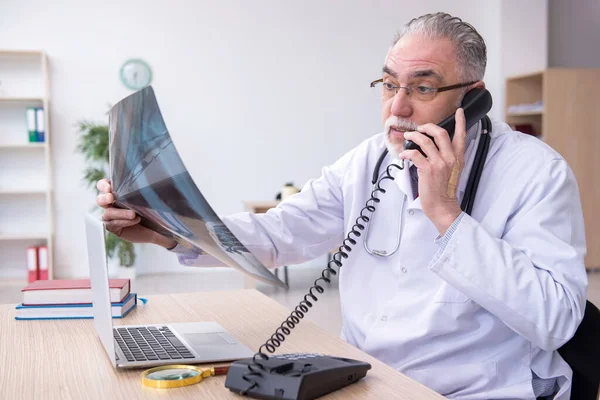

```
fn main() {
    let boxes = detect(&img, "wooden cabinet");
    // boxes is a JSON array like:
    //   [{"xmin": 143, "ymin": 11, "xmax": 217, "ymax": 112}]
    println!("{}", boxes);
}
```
[{"xmin": 506, "ymin": 68, "xmax": 600, "ymax": 269}]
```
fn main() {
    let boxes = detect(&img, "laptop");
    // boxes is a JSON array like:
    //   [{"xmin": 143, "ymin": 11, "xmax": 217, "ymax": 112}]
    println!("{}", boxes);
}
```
[{"xmin": 85, "ymin": 213, "xmax": 254, "ymax": 368}]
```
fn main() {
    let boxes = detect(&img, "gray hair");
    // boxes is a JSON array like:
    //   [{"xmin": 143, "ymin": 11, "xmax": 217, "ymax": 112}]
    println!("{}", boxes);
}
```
[{"xmin": 390, "ymin": 12, "xmax": 487, "ymax": 82}]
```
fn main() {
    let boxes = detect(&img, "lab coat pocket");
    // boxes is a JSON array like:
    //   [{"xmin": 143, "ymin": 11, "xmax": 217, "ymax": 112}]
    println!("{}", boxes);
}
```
[
  {"xmin": 405, "ymin": 361, "xmax": 497, "ymax": 397},
  {"xmin": 432, "ymin": 282, "xmax": 470, "ymax": 303}
]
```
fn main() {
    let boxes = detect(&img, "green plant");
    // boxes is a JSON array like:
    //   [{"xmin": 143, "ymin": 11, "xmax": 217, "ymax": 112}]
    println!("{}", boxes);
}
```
[{"xmin": 76, "ymin": 120, "xmax": 136, "ymax": 267}]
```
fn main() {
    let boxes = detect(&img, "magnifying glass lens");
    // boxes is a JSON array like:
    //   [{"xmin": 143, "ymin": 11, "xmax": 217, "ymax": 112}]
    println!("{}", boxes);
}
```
[{"xmin": 146, "ymin": 368, "xmax": 200, "ymax": 381}]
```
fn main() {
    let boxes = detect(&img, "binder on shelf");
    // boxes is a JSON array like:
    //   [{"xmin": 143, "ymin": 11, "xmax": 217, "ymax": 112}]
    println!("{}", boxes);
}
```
[
  {"xmin": 38, "ymin": 246, "xmax": 49, "ymax": 280},
  {"xmin": 35, "ymin": 107, "xmax": 45, "ymax": 142},
  {"xmin": 26, "ymin": 107, "xmax": 37, "ymax": 142},
  {"xmin": 27, "ymin": 247, "xmax": 39, "ymax": 283}
]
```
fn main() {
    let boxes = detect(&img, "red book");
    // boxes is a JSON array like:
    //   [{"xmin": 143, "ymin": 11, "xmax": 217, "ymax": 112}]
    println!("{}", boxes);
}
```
[
  {"xmin": 38, "ymin": 246, "xmax": 49, "ymax": 280},
  {"xmin": 27, "ymin": 247, "xmax": 39, "ymax": 283},
  {"xmin": 22, "ymin": 279, "xmax": 130, "ymax": 306}
]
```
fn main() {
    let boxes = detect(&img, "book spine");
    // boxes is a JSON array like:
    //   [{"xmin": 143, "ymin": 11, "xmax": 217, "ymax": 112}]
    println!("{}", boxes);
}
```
[
  {"xmin": 15, "ymin": 294, "xmax": 137, "ymax": 320},
  {"xmin": 35, "ymin": 108, "xmax": 45, "ymax": 142},
  {"xmin": 38, "ymin": 246, "xmax": 49, "ymax": 280},
  {"xmin": 26, "ymin": 107, "xmax": 37, "ymax": 142},
  {"xmin": 27, "ymin": 247, "xmax": 39, "ymax": 283}
]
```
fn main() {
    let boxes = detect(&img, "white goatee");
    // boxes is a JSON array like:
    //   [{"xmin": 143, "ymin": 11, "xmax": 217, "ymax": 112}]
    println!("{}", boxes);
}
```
[{"xmin": 383, "ymin": 116, "xmax": 419, "ymax": 159}]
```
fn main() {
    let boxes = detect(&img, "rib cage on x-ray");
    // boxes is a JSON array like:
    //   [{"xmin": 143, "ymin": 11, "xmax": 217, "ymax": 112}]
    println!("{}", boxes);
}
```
[{"xmin": 107, "ymin": 86, "xmax": 286, "ymax": 288}]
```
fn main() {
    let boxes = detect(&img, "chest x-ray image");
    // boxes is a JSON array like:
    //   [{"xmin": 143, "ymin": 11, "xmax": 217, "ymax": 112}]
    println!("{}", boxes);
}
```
[{"xmin": 108, "ymin": 86, "xmax": 286, "ymax": 288}]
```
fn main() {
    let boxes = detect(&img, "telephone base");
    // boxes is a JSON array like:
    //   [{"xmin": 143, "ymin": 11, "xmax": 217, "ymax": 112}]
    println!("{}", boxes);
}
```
[{"xmin": 225, "ymin": 353, "xmax": 371, "ymax": 400}]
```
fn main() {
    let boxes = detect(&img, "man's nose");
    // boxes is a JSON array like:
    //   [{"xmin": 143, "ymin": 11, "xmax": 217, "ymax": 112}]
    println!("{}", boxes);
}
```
[{"xmin": 390, "ymin": 89, "xmax": 412, "ymax": 118}]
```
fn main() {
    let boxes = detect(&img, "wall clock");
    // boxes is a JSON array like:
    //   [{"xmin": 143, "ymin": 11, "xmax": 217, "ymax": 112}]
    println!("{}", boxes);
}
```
[{"xmin": 120, "ymin": 58, "xmax": 152, "ymax": 90}]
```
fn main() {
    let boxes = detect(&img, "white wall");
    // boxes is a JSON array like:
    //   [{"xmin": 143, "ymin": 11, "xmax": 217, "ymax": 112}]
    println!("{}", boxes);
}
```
[
  {"xmin": 0, "ymin": 0, "xmax": 530, "ymax": 279},
  {"xmin": 548, "ymin": 0, "xmax": 600, "ymax": 68},
  {"xmin": 499, "ymin": 0, "xmax": 548, "ymax": 116}
]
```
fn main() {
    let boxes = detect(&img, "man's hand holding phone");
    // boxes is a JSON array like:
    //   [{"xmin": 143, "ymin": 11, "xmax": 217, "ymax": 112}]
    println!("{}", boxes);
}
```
[
  {"xmin": 399, "ymin": 108, "xmax": 466, "ymax": 236},
  {"xmin": 96, "ymin": 179, "xmax": 177, "ymax": 249}
]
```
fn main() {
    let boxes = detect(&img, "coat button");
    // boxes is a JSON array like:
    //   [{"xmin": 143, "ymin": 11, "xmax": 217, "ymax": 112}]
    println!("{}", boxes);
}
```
[
  {"xmin": 380, "ymin": 316, "xmax": 387, "ymax": 322},
  {"xmin": 408, "ymin": 210, "xmax": 415, "ymax": 216},
  {"xmin": 401, "ymin": 267, "xmax": 407, "ymax": 273}
]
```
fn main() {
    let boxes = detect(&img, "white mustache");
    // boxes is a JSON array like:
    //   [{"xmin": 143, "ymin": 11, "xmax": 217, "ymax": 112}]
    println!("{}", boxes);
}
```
[{"xmin": 384, "ymin": 116, "xmax": 418, "ymax": 134}]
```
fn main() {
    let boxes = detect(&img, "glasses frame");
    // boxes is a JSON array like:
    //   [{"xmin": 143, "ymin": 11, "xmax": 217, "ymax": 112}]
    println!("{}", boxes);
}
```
[{"xmin": 369, "ymin": 78, "xmax": 478, "ymax": 100}]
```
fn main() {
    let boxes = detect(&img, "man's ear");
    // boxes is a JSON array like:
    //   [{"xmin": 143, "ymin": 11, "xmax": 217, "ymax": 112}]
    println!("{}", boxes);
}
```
[{"xmin": 472, "ymin": 80, "xmax": 486, "ymax": 90}]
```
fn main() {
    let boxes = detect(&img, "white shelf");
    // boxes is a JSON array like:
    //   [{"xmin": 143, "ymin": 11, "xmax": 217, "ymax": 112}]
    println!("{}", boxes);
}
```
[
  {"xmin": 0, "ymin": 278, "xmax": 28, "ymax": 287},
  {"xmin": 0, "ymin": 234, "xmax": 48, "ymax": 241},
  {"xmin": 507, "ymin": 110, "xmax": 544, "ymax": 117},
  {"xmin": 0, "ymin": 189, "xmax": 47, "ymax": 195},
  {"xmin": 0, "ymin": 97, "xmax": 44, "ymax": 103},
  {"xmin": 0, "ymin": 143, "xmax": 47, "ymax": 149},
  {"xmin": 0, "ymin": 50, "xmax": 43, "ymax": 56},
  {"xmin": 0, "ymin": 49, "xmax": 53, "ymax": 279},
  {"xmin": 506, "ymin": 70, "xmax": 544, "ymax": 81}
]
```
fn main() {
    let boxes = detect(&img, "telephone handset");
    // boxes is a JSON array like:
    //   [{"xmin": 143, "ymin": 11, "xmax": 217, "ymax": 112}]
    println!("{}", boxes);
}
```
[
  {"xmin": 404, "ymin": 87, "xmax": 493, "ymax": 157},
  {"xmin": 225, "ymin": 88, "xmax": 493, "ymax": 400}
]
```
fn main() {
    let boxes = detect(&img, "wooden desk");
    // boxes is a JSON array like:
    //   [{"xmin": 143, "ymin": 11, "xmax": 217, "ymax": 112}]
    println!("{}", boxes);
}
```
[{"xmin": 0, "ymin": 290, "xmax": 444, "ymax": 399}]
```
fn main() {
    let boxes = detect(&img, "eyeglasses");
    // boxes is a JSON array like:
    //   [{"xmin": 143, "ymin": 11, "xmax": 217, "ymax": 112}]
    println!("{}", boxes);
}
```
[{"xmin": 370, "ymin": 79, "xmax": 477, "ymax": 102}]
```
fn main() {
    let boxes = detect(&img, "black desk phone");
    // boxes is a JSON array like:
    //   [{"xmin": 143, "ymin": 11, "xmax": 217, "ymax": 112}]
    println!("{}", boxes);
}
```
[
  {"xmin": 225, "ymin": 353, "xmax": 371, "ymax": 400},
  {"xmin": 225, "ymin": 87, "xmax": 493, "ymax": 399}
]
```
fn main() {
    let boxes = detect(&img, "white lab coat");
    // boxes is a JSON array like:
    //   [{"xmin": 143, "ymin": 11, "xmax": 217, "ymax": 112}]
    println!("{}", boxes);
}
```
[{"xmin": 176, "ymin": 119, "xmax": 587, "ymax": 399}]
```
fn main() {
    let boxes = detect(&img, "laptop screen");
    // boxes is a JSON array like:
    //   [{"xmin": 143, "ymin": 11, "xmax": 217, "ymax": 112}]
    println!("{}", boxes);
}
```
[{"xmin": 85, "ymin": 213, "xmax": 117, "ymax": 367}]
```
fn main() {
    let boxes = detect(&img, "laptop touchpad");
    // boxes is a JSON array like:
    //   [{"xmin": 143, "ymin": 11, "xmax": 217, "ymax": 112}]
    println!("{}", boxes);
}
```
[{"xmin": 184, "ymin": 333, "xmax": 229, "ymax": 346}]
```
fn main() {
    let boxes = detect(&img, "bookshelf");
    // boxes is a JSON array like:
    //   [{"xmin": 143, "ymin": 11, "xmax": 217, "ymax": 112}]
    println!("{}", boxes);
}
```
[
  {"xmin": 0, "ymin": 50, "xmax": 54, "ymax": 281},
  {"xmin": 505, "ymin": 68, "xmax": 600, "ymax": 269}
]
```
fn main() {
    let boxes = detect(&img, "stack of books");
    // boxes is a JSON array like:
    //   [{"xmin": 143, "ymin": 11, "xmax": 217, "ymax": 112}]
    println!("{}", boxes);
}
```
[{"xmin": 15, "ymin": 279, "xmax": 137, "ymax": 320}]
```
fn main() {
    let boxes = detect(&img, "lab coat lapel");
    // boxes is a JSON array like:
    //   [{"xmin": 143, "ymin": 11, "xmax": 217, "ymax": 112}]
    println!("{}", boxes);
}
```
[
  {"xmin": 391, "ymin": 158, "xmax": 416, "ymax": 202},
  {"xmin": 396, "ymin": 160, "xmax": 421, "ymax": 209}
]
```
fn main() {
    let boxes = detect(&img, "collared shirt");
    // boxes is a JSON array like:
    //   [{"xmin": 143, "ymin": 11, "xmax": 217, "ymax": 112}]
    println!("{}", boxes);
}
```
[{"xmin": 172, "ymin": 119, "xmax": 587, "ymax": 399}]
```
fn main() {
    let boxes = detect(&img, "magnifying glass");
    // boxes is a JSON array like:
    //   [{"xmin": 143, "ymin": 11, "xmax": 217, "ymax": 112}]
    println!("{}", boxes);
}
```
[{"xmin": 141, "ymin": 365, "xmax": 230, "ymax": 389}]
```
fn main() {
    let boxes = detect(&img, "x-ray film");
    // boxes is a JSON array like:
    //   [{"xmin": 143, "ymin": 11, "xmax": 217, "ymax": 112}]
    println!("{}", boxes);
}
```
[{"xmin": 108, "ymin": 86, "xmax": 286, "ymax": 288}]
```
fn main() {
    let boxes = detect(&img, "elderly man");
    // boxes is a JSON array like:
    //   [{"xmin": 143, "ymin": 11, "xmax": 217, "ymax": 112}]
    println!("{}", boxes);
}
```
[{"xmin": 97, "ymin": 12, "xmax": 587, "ymax": 400}]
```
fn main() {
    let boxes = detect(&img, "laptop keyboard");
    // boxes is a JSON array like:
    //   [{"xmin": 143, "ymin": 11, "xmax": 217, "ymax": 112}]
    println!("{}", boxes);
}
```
[{"xmin": 113, "ymin": 326, "xmax": 195, "ymax": 362}]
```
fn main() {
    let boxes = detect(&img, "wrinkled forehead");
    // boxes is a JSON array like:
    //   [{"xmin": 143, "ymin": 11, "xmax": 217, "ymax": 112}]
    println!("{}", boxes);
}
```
[{"xmin": 383, "ymin": 35, "xmax": 459, "ymax": 83}]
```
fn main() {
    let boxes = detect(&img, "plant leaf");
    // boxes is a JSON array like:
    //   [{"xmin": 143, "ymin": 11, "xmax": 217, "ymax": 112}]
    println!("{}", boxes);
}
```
[
  {"xmin": 83, "ymin": 167, "xmax": 107, "ymax": 190},
  {"xmin": 117, "ymin": 240, "xmax": 135, "ymax": 267},
  {"xmin": 77, "ymin": 121, "xmax": 110, "ymax": 162},
  {"xmin": 105, "ymin": 231, "xmax": 118, "ymax": 259}
]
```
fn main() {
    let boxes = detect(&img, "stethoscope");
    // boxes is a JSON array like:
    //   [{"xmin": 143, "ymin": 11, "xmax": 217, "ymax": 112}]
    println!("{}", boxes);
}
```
[{"xmin": 363, "ymin": 116, "xmax": 492, "ymax": 257}]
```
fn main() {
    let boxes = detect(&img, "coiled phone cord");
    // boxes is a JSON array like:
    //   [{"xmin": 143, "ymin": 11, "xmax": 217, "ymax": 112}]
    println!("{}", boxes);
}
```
[
  {"xmin": 239, "ymin": 160, "xmax": 406, "ymax": 395},
  {"xmin": 240, "ymin": 116, "xmax": 491, "ymax": 395}
]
